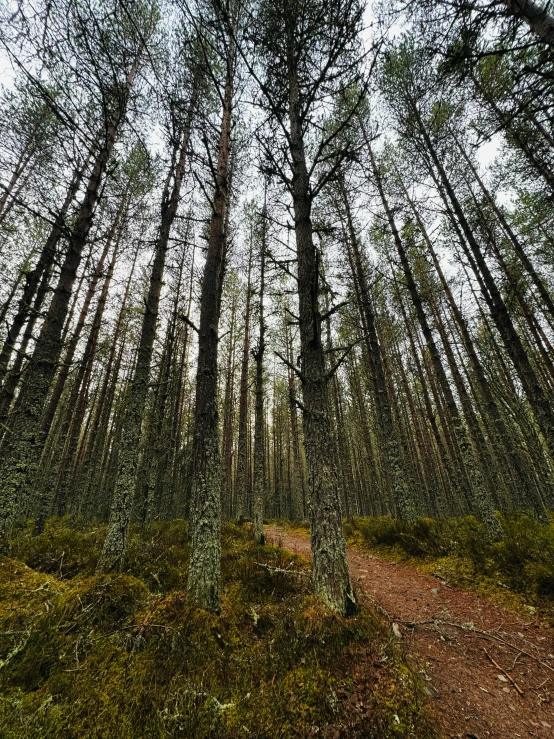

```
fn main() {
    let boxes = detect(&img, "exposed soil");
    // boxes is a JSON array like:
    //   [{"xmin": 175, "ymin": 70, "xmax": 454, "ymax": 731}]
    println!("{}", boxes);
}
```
[{"xmin": 265, "ymin": 525, "xmax": 554, "ymax": 739}]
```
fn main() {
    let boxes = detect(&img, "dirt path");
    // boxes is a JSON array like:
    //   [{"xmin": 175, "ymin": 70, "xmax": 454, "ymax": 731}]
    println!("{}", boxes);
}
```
[{"xmin": 265, "ymin": 525, "xmax": 554, "ymax": 739}]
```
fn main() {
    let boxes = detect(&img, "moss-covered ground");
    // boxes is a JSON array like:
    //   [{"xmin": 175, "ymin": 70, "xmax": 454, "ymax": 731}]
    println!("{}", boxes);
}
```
[
  {"xmin": 0, "ymin": 518, "xmax": 438, "ymax": 738},
  {"xmin": 338, "ymin": 513, "xmax": 554, "ymax": 624}
]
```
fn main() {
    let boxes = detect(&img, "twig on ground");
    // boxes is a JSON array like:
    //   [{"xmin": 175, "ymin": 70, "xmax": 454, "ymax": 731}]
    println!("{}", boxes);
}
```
[
  {"xmin": 403, "ymin": 619, "xmax": 554, "ymax": 675},
  {"xmin": 484, "ymin": 647, "xmax": 524, "ymax": 696},
  {"xmin": 533, "ymin": 677, "xmax": 550, "ymax": 691},
  {"xmin": 254, "ymin": 562, "xmax": 310, "ymax": 578},
  {"xmin": 510, "ymin": 651, "xmax": 524, "ymax": 671}
]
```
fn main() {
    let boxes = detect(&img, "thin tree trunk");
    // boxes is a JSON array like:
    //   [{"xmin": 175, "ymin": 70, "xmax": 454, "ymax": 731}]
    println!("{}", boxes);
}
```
[
  {"xmin": 368, "ymin": 143, "xmax": 503, "ymax": 537},
  {"xmin": 220, "ymin": 294, "xmax": 237, "ymax": 519},
  {"xmin": 40, "ymin": 217, "xmax": 124, "ymax": 528},
  {"xmin": 418, "ymin": 114, "xmax": 554, "ymax": 461},
  {"xmin": 0, "ymin": 160, "xmax": 86, "ymax": 384},
  {"xmin": 457, "ymin": 140, "xmax": 554, "ymax": 325},
  {"xmin": 235, "ymin": 236, "xmax": 253, "ymax": 522},
  {"xmin": 0, "ymin": 259, "xmax": 53, "ymax": 428},
  {"xmin": 339, "ymin": 178, "xmax": 414, "ymax": 521},
  {"xmin": 252, "ymin": 207, "xmax": 266, "ymax": 544},
  {"xmin": 41, "ymin": 195, "xmax": 126, "ymax": 442},
  {"xmin": 399, "ymin": 181, "xmax": 547, "ymax": 518}
]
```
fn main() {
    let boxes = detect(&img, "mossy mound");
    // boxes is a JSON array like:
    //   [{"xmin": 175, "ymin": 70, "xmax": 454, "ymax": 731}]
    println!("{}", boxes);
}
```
[
  {"xmin": 346, "ymin": 512, "xmax": 554, "ymax": 621},
  {"xmin": 0, "ymin": 518, "xmax": 439, "ymax": 738}
]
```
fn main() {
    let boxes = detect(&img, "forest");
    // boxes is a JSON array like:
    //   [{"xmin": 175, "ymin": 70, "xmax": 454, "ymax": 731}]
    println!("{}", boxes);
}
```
[{"xmin": 1, "ymin": 0, "xmax": 554, "ymax": 735}]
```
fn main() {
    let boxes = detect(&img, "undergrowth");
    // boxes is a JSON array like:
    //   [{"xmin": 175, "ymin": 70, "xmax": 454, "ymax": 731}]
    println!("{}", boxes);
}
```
[
  {"xmin": 0, "ymin": 518, "xmax": 438, "ymax": 738},
  {"xmin": 344, "ymin": 513, "xmax": 554, "ymax": 622}
]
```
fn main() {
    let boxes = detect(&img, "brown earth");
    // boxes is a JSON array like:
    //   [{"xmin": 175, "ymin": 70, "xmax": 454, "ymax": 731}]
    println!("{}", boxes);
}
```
[{"xmin": 265, "ymin": 524, "xmax": 554, "ymax": 739}]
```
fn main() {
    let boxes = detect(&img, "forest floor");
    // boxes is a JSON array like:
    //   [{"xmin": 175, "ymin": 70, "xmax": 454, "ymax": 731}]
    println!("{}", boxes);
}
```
[
  {"xmin": 0, "ymin": 519, "xmax": 440, "ymax": 738},
  {"xmin": 265, "ymin": 524, "xmax": 554, "ymax": 739}
]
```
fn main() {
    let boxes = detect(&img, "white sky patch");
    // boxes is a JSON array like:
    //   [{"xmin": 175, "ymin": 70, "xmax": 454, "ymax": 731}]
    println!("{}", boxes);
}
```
[
  {"xmin": 477, "ymin": 133, "xmax": 501, "ymax": 167},
  {"xmin": 0, "ymin": 52, "xmax": 15, "ymax": 90}
]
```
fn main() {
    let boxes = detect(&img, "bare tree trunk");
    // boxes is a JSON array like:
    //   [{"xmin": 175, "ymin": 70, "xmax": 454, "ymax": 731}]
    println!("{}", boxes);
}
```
[
  {"xmin": 369, "ymin": 144, "xmax": 503, "ymax": 537},
  {"xmin": 252, "ymin": 207, "xmax": 266, "ymax": 543},
  {"xmin": 0, "ymin": 258, "xmax": 53, "ymax": 428},
  {"xmin": 399, "ymin": 181, "xmax": 547, "ymax": 516},
  {"xmin": 0, "ymin": 160, "xmax": 86, "ymax": 384},
  {"xmin": 41, "ymin": 194, "xmax": 126, "ymax": 442},
  {"xmin": 75, "ymin": 245, "xmax": 139, "ymax": 518},
  {"xmin": 419, "ymin": 115, "xmax": 554, "ymax": 461},
  {"xmin": 457, "ymin": 140, "xmax": 554, "ymax": 326},
  {"xmin": 339, "ymin": 177, "xmax": 414, "ymax": 521},
  {"xmin": 220, "ymin": 294, "xmax": 237, "ymax": 518},
  {"xmin": 235, "ymin": 236, "xmax": 253, "ymax": 522},
  {"xmin": 187, "ymin": 48, "xmax": 234, "ymax": 611},
  {"xmin": 285, "ymin": 30, "xmax": 354, "ymax": 615},
  {"xmin": 286, "ymin": 323, "xmax": 307, "ymax": 518},
  {"xmin": 40, "ymin": 216, "xmax": 124, "ymax": 528},
  {"xmin": 503, "ymin": 0, "xmax": 554, "ymax": 46}
]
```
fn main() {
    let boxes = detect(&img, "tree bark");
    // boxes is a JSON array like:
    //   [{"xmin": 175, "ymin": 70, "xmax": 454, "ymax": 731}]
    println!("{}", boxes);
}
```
[
  {"xmin": 252, "ymin": 207, "xmax": 266, "ymax": 544},
  {"xmin": 186, "ymin": 48, "xmax": 234, "ymax": 611},
  {"xmin": 285, "ymin": 18, "xmax": 355, "ymax": 615},
  {"xmin": 503, "ymin": 0, "xmax": 554, "ymax": 46}
]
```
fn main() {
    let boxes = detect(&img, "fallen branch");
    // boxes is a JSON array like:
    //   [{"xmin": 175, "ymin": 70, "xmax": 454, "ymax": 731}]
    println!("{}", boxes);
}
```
[
  {"xmin": 484, "ymin": 647, "xmax": 524, "ymax": 696},
  {"xmin": 255, "ymin": 562, "xmax": 310, "ymax": 578}
]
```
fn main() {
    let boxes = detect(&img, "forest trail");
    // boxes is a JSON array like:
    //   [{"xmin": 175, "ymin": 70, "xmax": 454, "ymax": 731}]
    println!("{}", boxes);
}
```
[{"xmin": 265, "ymin": 525, "xmax": 554, "ymax": 739}]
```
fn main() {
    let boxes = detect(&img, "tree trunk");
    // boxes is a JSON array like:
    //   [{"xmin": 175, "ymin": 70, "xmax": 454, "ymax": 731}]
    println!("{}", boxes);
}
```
[
  {"xmin": 399, "ymin": 180, "xmax": 548, "ymax": 518},
  {"xmin": 285, "ymin": 32, "xmax": 354, "ymax": 615},
  {"xmin": 418, "ymin": 112, "xmax": 554, "ymax": 462},
  {"xmin": 503, "ymin": 0, "xmax": 554, "ymax": 46},
  {"xmin": 369, "ymin": 144, "xmax": 503, "ymax": 537},
  {"xmin": 186, "ymin": 50, "xmax": 234, "ymax": 611},
  {"xmin": 41, "ymin": 194, "xmax": 126, "ymax": 442},
  {"xmin": 0, "ymin": 160, "xmax": 86, "ymax": 384},
  {"xmin": 235, "ymin": 237, "xmax": 253, "ymax": 522},
  {"xmin": 252, "ymin": 208, "xmax": 266, "ymax": 544},
  {"xmin": 339, "ymin": 177, "xmax": 415, "ymax": 522}
]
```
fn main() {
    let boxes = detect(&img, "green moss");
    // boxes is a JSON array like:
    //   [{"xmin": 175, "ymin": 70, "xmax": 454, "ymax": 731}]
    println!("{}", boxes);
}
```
[
  {"xmin": 0, "ymin": 518, "xmax": 439, "ymax": 738},
  {"xmin": 5, "ymin": 516, "xmax": 105, "ymax": 577}
]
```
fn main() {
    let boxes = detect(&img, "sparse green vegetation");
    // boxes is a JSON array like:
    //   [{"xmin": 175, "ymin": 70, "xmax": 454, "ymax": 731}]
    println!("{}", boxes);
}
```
[{"xmin": 0, "ymin": 519, "xmax": 438, "ymax": 738}]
